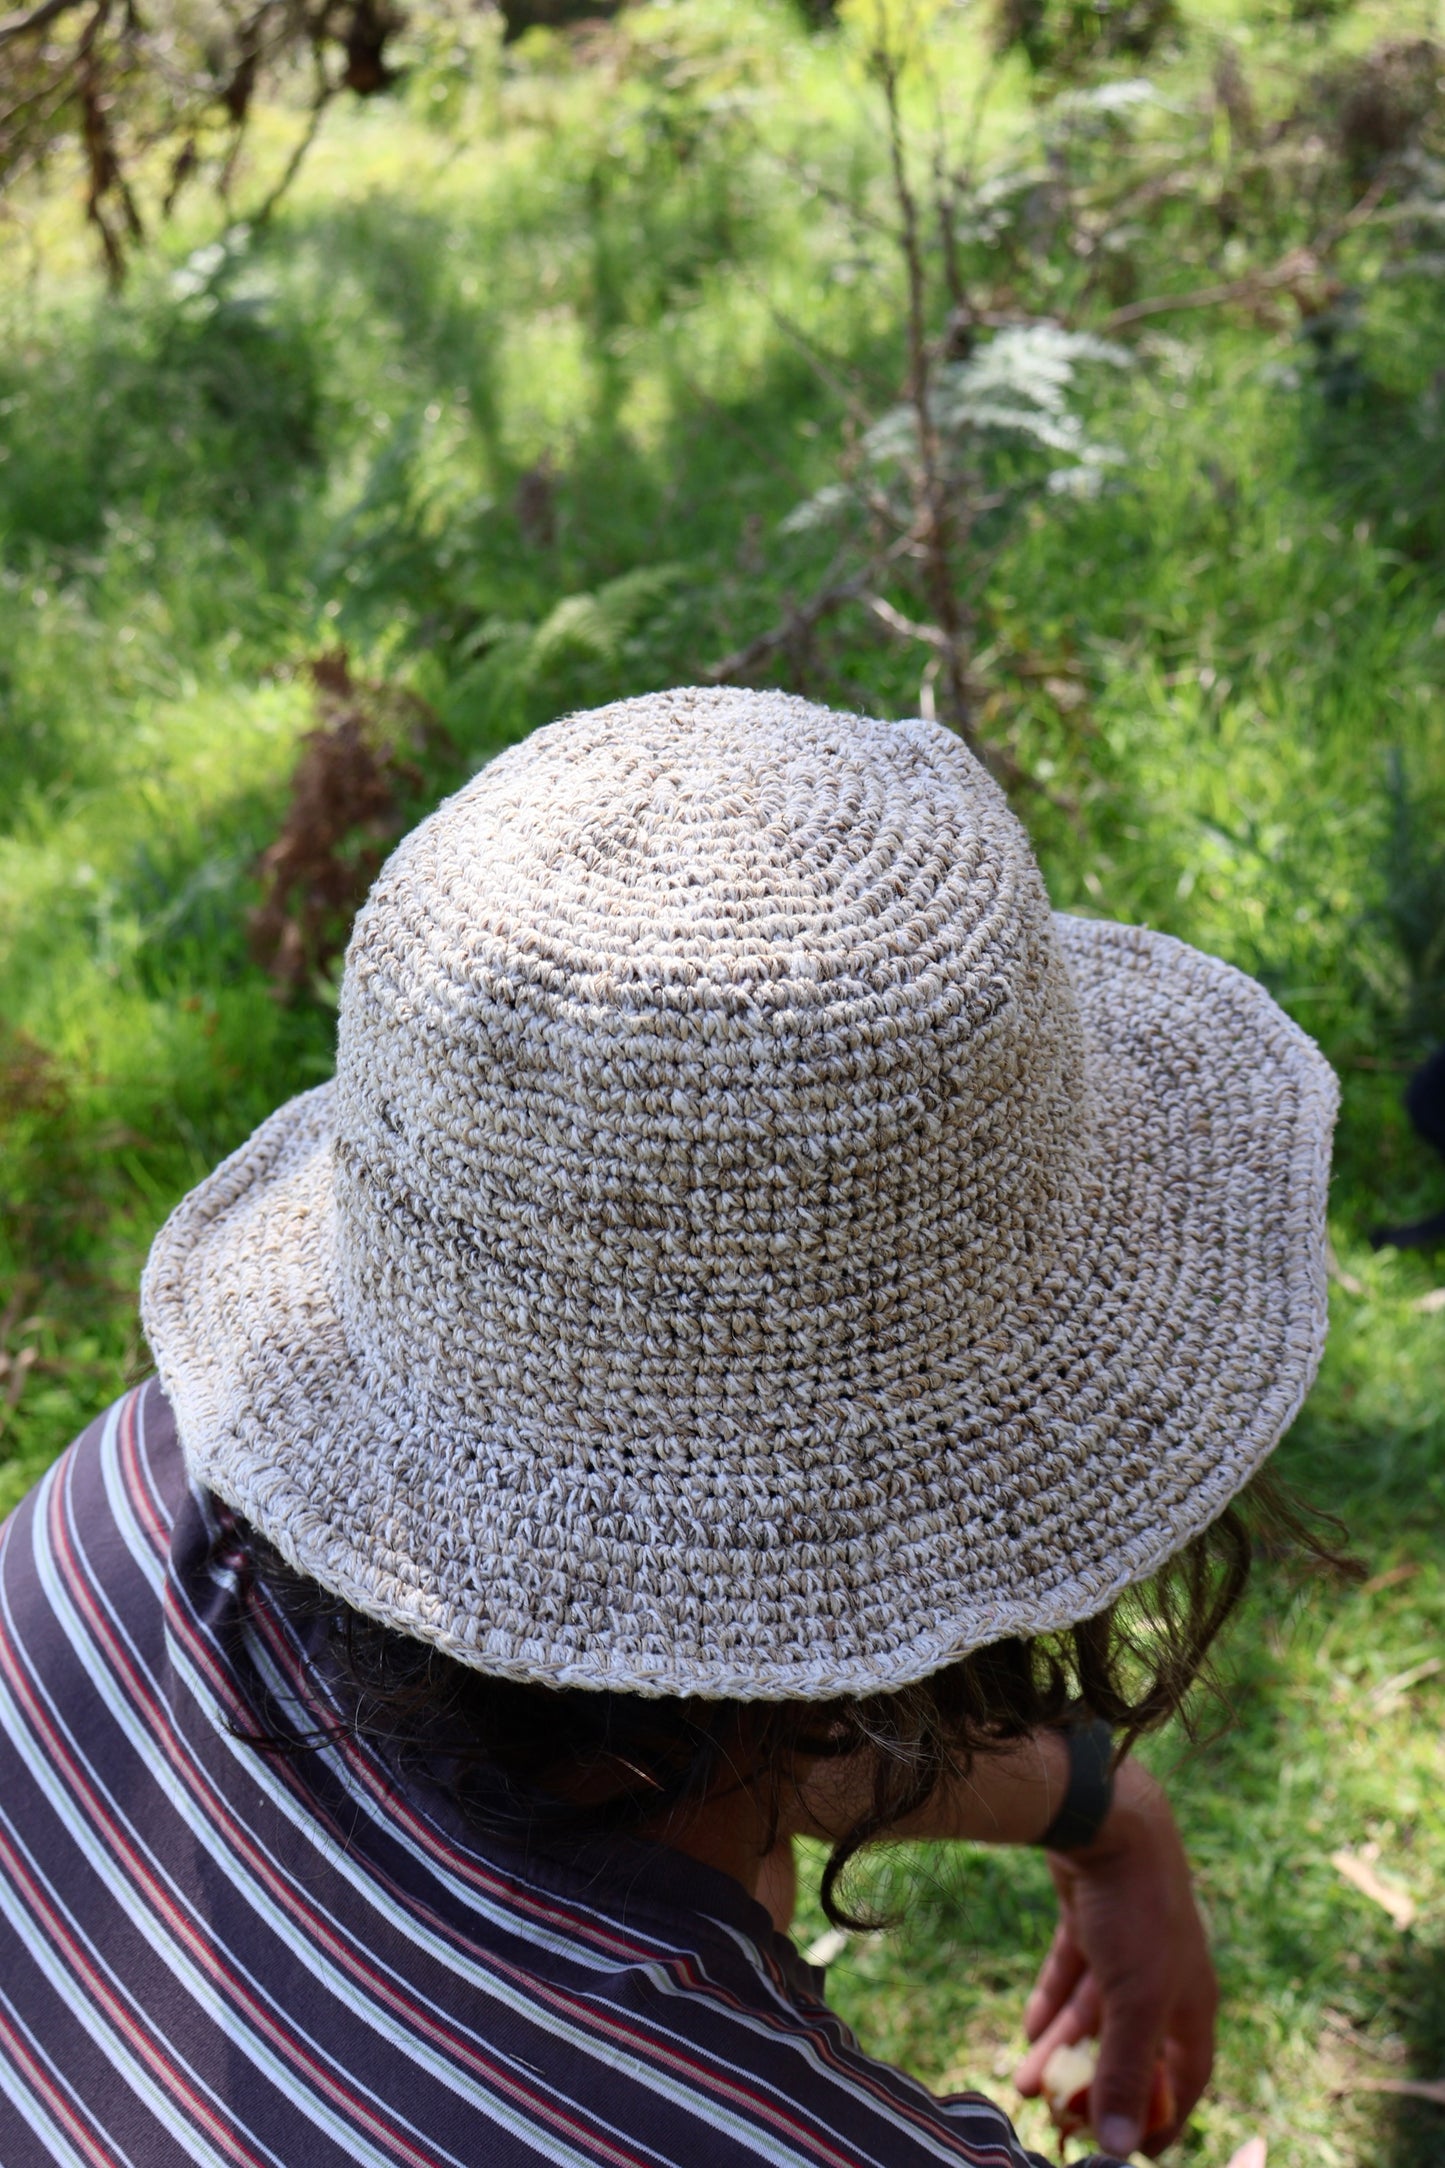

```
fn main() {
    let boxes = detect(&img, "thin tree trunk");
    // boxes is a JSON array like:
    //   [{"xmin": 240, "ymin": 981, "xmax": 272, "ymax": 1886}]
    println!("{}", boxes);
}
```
[{"xmin": 877, "ymin": 49, "xmax": 977, "ymax": 751}]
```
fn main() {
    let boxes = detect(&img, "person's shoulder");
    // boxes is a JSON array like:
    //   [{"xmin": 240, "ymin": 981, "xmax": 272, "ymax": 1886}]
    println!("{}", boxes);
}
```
[
  {"xmin": 0, "ymin": 1380, "xmax": 196, "ymax": 1797},
  {"xmin": 704, "ymin": 1952, "xmax": 1066, "ymax": 2168},
  {"xmin": 842, "ymin": 2071, "xmax": 1063, "ymax": 2168},
  {"xmin": 0, "ymin": 1376, "xmax": 187, "ymax": 1582}
]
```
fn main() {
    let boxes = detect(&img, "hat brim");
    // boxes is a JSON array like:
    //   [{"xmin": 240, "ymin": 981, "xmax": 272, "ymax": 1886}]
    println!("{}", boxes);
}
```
[{"xmin": 141, "ymin": 914, "xmax": 1336, "ymax": 1700}]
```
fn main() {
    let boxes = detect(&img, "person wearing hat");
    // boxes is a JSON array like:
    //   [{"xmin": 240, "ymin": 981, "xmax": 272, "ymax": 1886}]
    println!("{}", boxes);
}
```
[{"xmin": 0, "ymin": 690, "xmax": 1336, "ymax": 2168}]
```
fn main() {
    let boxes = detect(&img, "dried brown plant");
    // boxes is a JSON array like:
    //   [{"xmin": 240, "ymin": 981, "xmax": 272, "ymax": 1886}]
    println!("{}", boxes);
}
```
[{"xmin": 247, "ymin": 651, "xmax": 450, "ymax": 1000}]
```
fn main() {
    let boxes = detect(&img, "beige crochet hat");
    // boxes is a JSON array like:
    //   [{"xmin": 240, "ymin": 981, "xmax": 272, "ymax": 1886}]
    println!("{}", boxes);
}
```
[{"xmin": 141, "ymin": 687, "xmax": 1337, "ymax": 1700}]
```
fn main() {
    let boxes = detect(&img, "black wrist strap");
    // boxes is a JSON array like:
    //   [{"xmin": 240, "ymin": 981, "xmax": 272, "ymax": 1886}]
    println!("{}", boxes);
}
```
[{"xmin": 1036, "ymin": 1717, "xmax": 1115, "ymax": 1852}]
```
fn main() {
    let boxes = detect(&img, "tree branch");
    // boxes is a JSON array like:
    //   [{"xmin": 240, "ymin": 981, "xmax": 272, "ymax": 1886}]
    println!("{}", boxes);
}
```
[
  {"xmin": 1099, "ymin": 175, "xmax": 1393, "ymax": 332},
  {"xmin": 876, "ymin": 43, "xmax": 978, "ymax": 751},
  {"xmin": 703, "ymin": 563, "xmax": 887, "ymax": 685},
  {"xmin": 861, "ymin": 593, "xmax": 949, "ymax": 649},
  {"xmin": 1099, "ymin": 251, "xmax": 1329, "ymax": 331},
  {"xmin": 0, "ymin": 0, "xmax": 86, "ymax": 46},
  {"xmin": 247, "ymin": 53, "xmax": 334, "ymax": 230}
]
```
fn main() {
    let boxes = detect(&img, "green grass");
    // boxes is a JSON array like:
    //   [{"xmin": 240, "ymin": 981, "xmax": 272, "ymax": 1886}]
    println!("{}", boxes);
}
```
[{"xmin": 3, "ymin": 0, "xmax": 1445, "ymax": 2160}]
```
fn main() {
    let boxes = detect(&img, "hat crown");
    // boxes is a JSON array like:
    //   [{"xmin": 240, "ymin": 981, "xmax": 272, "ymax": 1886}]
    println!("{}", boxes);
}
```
[{"xmin": 328, "ymin": 689, "xmax": 1091, "ymax": 1422}]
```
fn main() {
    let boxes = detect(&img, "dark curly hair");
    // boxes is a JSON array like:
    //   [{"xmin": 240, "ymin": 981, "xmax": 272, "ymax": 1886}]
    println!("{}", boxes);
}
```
[{"xmin": 234, "ymin": 1471, "xmax": 1349, "ymax": 1929}]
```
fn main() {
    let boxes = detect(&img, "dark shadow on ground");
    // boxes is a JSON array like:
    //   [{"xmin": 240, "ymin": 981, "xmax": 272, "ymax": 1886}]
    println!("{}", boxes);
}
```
[{"xmin": 1387, "ymin": 1934, "xmax": 1445, "ymax": 2167}]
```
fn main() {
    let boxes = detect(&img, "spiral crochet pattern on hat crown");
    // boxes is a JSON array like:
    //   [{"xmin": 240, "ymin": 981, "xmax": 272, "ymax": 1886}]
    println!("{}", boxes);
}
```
[
  {"xmin": 141, "ymin": 685, "xmax": 1338, "ymax": 1697},
  {"xmin": 332, "ymin": 693, "xmax": 1092, "ymax": 1471}
]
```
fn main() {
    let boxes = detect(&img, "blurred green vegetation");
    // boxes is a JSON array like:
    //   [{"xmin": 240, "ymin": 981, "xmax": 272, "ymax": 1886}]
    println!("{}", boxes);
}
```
[{"xmin": 2, "ymin": 0, "xmax": 1444, "ymax": 2160}]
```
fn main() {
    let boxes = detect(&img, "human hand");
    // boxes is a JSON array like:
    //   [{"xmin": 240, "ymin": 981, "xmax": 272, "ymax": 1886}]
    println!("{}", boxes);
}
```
[{"xmin": 1013, "ymin": 1757, "xmax": 1217, "ymax": 2160}]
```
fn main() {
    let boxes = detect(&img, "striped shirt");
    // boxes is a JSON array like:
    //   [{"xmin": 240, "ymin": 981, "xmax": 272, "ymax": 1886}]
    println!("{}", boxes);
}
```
[{"xmin": 0, "ymin": 1381, "xmax": 1081, "ymax": 2168}]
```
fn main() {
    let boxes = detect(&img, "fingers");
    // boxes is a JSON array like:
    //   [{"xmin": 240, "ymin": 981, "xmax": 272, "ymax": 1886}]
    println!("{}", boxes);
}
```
[
  {"xmin": 1089, "ymin": 1985, "xmax": 1167, "ymax": 2162},
  {"xmin": 1157, "ymin": 1986, "xmax": 1217, "ymax": 2135},
  {"xmin": 1225, "ymin": 2143, "xmax": 1266, "ymax": 2168},
  {"xmin": 1022, "ymin": 1921, "xmax": 1087, "ymax": 2044},
  {"xmin": 1015, "ymin": 1976, "xmax": 1215, "ymax": 2156},
  {"xmin": 1013, "ymin": 1968, "xmax": 1099, "ymax": 2096}
]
